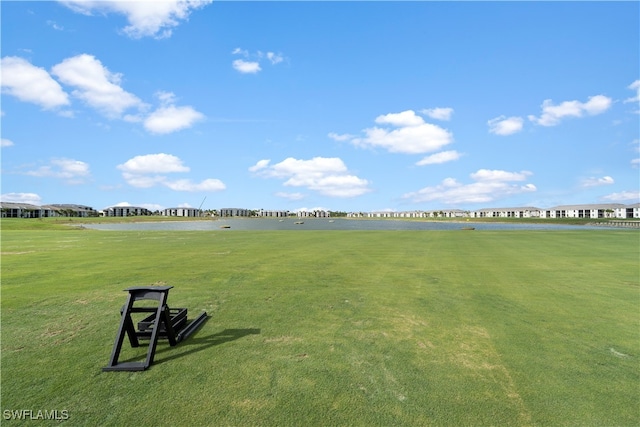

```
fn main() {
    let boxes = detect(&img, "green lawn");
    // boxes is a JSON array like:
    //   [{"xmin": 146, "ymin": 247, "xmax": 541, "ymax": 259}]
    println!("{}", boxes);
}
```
[{"xmin": 1, "ymin": 224, "xmax": 638, "ymax": 426}]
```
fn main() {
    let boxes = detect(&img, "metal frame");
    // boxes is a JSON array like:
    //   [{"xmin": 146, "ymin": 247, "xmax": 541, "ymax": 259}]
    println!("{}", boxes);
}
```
[{"xmin": 103, "ymin": 286, "xmax": 207, "ymax": 372}]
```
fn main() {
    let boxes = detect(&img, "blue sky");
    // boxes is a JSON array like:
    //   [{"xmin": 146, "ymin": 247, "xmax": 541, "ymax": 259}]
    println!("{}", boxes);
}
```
[{"xmin": 1, "ymin": 1, "xmax": 639, "ymax": 213}]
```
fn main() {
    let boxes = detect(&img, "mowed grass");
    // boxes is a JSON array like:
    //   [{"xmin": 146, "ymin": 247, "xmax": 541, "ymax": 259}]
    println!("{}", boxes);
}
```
[{"xmin": 1, "ymin": 224, "xmax": 638, "ymax": 426}]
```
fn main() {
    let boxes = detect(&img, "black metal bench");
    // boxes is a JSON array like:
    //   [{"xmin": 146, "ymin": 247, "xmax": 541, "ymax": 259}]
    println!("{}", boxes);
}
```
[{"xmin": 103, "ymin": 286, "xmax": 208, "ymax": 371}]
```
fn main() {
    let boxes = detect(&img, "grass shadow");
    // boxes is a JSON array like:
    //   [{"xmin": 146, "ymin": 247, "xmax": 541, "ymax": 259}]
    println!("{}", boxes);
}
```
[{"xmin": 152, "ymin": 327, "xmax": 261, "ymax": 366}]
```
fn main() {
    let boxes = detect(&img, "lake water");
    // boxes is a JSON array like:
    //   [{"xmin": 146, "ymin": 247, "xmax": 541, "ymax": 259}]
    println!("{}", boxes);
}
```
[{"xmin": 81, "ymin": 218, "xmax": 619, "ymax": 231}]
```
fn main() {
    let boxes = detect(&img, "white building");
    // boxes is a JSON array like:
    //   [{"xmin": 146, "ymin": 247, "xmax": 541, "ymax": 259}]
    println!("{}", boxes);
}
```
[
  {"xmin": 219, "ymin": 208, "xmax": 251, "ymax": 217},
  {"xmin": 102, "ymin": 206, "xmax": 152, "ymax": 217},
  {"xmin": 297, "ymin": 210, "xmax": 330, "ymax": 218},
  {"xmin": 544, "ymin": 204, "xmax": 624, "ymax": 219},
  {"xmin": 616, "ymin": 203, "xmax": 640, "ymax": 219},
  {"xmin": 162, "ymin": 207, "xmax": 201, "ymax": 217},
  {"xmin": 472, "ymin": 207, "xmax": 542, "ymax": 218},
  {"xmin": 258, "ymin": 209, "xmax": 289, "ymax": 218}
]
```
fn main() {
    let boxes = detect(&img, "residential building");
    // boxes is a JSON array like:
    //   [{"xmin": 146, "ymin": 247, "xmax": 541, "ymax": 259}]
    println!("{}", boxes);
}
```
[
  {"xmin": 102, "ymin": 206, "xmax": 152, "ymax": 217},
  {"xmin": 258, "ymin": 209, "xmax": 289, "ymax": 218},
  {"xmin": 219, "ymin": 208, "xmax": 251, "ymax": 217},
  {"xmin": 162, "ymin": 207, "xmax": 201, "ymax": 217}
]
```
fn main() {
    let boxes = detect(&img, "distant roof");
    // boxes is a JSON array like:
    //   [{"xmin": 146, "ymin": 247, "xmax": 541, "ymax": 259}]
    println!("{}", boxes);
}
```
[
  {"xmin": 0, "ymin": 202, "xmax": 41, "ymax": 209},
  {"xmin": 550, "ymin": 203, "xmax": 626, "ymax": 210},
  {"xmin": 476, "ymin": 206, "xmax": 542, "ymax": 212},
  {"xmin": 44, "ymin": 204, "xmax": 96, "ymax": 211}
]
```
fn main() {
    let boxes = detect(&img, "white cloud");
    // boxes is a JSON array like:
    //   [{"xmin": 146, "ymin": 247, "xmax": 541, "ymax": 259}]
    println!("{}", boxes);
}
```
[
  {"xmin": 375, "ymin": 110, "xmax": 424, "ymax": 127},
  {"xmin": 117, "ymin": 153, "xmax": 225, "ymax": 192},
  {"xmin": 403, "ymin": 169, "xmax": 536, "ymax": 205},
  {"xmin": 0, "ymin": 193, "xmax": 42, "ymax": 204},
  {"xmin": 488, "ymin": 115, "xmax": 524, "ymax": 136},
  {"xmin": 232, "ymin": 48, "xmax": 249, "ymax": 57},
  {"xmin": 25, "ymin": 158, "xmax": 90, "ymax": 184},
  {"xmin": 470, "ymin": 169, "xmax": 532, "ymax": 182},
  {"xmin": 421, "ymin": 107, "xmax": 453, "ymax": 121},
  {"xmin": 416, "ymin": 150, "xmax": 461, "ymax": 166},
  {"xmin": 0, "ymin": 56, "xmax": 70, "ymax": 110},
  {"xmin": 231, "ymin": 48, "xmax": 286, "ymax": 74},
  {"xmin": 51, "ymin": 54, "xmax": 142, "ymax": 118},
  {"xmin": 250, "ymin": 157, "xmax": 371, "ymax": 198},
  {"xmin": 117, "ymin": 153, "xmax": 189, "ymax": 174},
  {"xmin": 582, "ymin": 176, "xmax": 614, "ymax": 187},
  {"xmin": 47, "ymin": 20, "xmax": 64, "ymax": 31},
  {"xmin": 328, "ymin": 132, "xmax": 355, "ymax": 142},
  {"xmin": 602, "ymin": 190, "xmax": 640, "ymax": 202},
  {"xmin": 144, "ymin": 105, "xmax": 204, "ymax": 134},
  {"xmin": 528, "ymin": 95, "xmax": 612, "ymax": 126},
  {"xmin": 266, "ymin": 52, "xmax": 284, "ymax": 65},
  {"xmin": 349, "ymin": 110, "xmax": 453, "ymax": 154},
  {"xmin": 163, "ymin": 178, "xmax": 226, "ymax": 192},
  {"xmin": 631, "ymin": 158, "xmax": 640, "ymax": 168},
  {"xmin": 1, "ymin": 138, "xmax": 15, "ymax": 147},
  {"xmin": 625, "ymin": 80, "xmax": 640, "ymax": 104},
  {"xmin": 59, "ymin": 0, "xmax": 213, "ymax": 39},
  {"xmin": 232, "ymin": 59, "xmax": 261, "ymax": 74},
  {"xmin": 248, "ymin": 159, "xmax": 271, "ymax": 172}
]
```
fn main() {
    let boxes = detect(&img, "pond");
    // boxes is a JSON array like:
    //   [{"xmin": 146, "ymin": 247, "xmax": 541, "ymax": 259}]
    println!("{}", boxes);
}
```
[{"xmin": 80, "ymin": 218, "xmax": 620, "ymax": 231}]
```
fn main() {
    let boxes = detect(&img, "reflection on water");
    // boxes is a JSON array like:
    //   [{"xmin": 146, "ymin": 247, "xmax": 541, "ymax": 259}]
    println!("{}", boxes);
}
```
[{"xmin": 81, "ymin": 218, "xmax": 613, "ymax": 231}]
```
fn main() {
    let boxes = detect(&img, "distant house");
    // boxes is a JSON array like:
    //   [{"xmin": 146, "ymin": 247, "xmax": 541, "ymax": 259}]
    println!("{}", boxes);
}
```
[
  {"xmin": 44, "ymin": 204, "xmax": 98, "ymax": 217},
  {"xmin": 258, "ymin": 209, "xmax": 289, "ymax": 218},
  {"xmin": 102, "ymin": 206, "xmax": 152, "ymax": 217},
  {"xmin": 219, "ymin": 208, "xmax": 251, "ymax": 217},
  {"xmin": 543, "ymin": 204, "xmax": 624, "ymax": 219},
  {"xmin": 1, "ymin": 202, "xmax": 48, "ymax": 218},
  {"xmin": 297, "ymin": 210, "xmax": 330, "ymax": 218},
  {"xmin": 472, "ymin": 207, "xmax": 542, "ymax": 218},
  {"xmin": 616, "ymin": 203, "xmax": 640, "ymax": 219},
  {"xmin": 162, "ymin": 207, "xmax": 201, "ymax": 217},
  {"xmin": 0, "ymin": 202, "xmax": 97, "ymax": 218}
]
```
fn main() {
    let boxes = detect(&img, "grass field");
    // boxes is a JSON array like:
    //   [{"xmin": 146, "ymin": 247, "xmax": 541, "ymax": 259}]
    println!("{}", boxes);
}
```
[{"xmin": 1, "ymin": 220, "xmax": 639, "ymax": 426}]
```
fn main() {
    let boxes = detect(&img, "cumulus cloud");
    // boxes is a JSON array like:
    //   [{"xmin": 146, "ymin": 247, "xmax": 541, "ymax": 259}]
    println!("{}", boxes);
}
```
[
  {"xmin": 528, "ymin": 95, "xmax": 612, "ymax": 126},
  {"xmin": 403, "ymin": 169, "xmax": 536, "ymax": 205},
  {"xmin": 582, "ymin": 176, "xmax": 614, "ymax": 187},
  {"xmin": 488, "ymin": 115, "xmax": 524, "ymax": 136},
  {"xmin": 421, "ymin": 107, "xmax": 453, "ymax": 121},
  {"xmin": 249, "ymin": 157, "xmax": 371, "ymax": 198},
  {"xmin": 117, "ymin": 153, "xmax": 225, "ymax": 192},
  {"xmin": 51, "ymin": 54, "xmax": 143, "ymax": 118},
  {"xmin": 266, "ymin": 52, "xmax": 284, "ymax": 65},
  {"xmin": 25, "ymin": 158, "xmax": 91, "ymax": 184},
  {"xmin": 59, "ymin": 0, "xmax": 213, "ymax": 39},
  {"xmin": 5, "ymin": 55, "xmax": 202, "ymax": 134},
  {"xmin": 163, "ymin": 178, "xmax": 225, "ymax": 192},
  {"xmin": 118, "ymin": 153, "xmax": 190, "ymax": 174},
  {"xmin": 248, "ymin": 159, "xmax": 271, "ymax": 172},
  {"xmin": 1, "ymin": 56, "xmax": 70, "ymax": 110},
  {"xmin": 416, "ymin": 150, "xmax": 461, "ymax": 166},
  {"xmin": 1, "ymin": 138, "xmax": 15, "ymax": 147},
  {"xmin": 144, "ymin": 91, "xmax": 204, "ymax": 134},
  {"xmin": 625, "ymin": 80, "xmax": 640, "ymax": 104},
  {"xmin": 0, "ymin": 193, "xmax": 42, "ymax": 204},
  {"xmin": 345, "ymin": 110, "xmax": 453, "ymax": 154},
  {"xmin": 328, "ymin": 132, "xmax": 355, "ymax": 142},
  {"xmin": 232, "ymin": 59, "xmax": 261, "ymax": 74},
  {"xmin": 231, "ymin": 48, "xmax": 285, "ymax": 74},
  {"xmin": 602, "ymin": 190, "xmax": 640, "ymax": 202}
]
